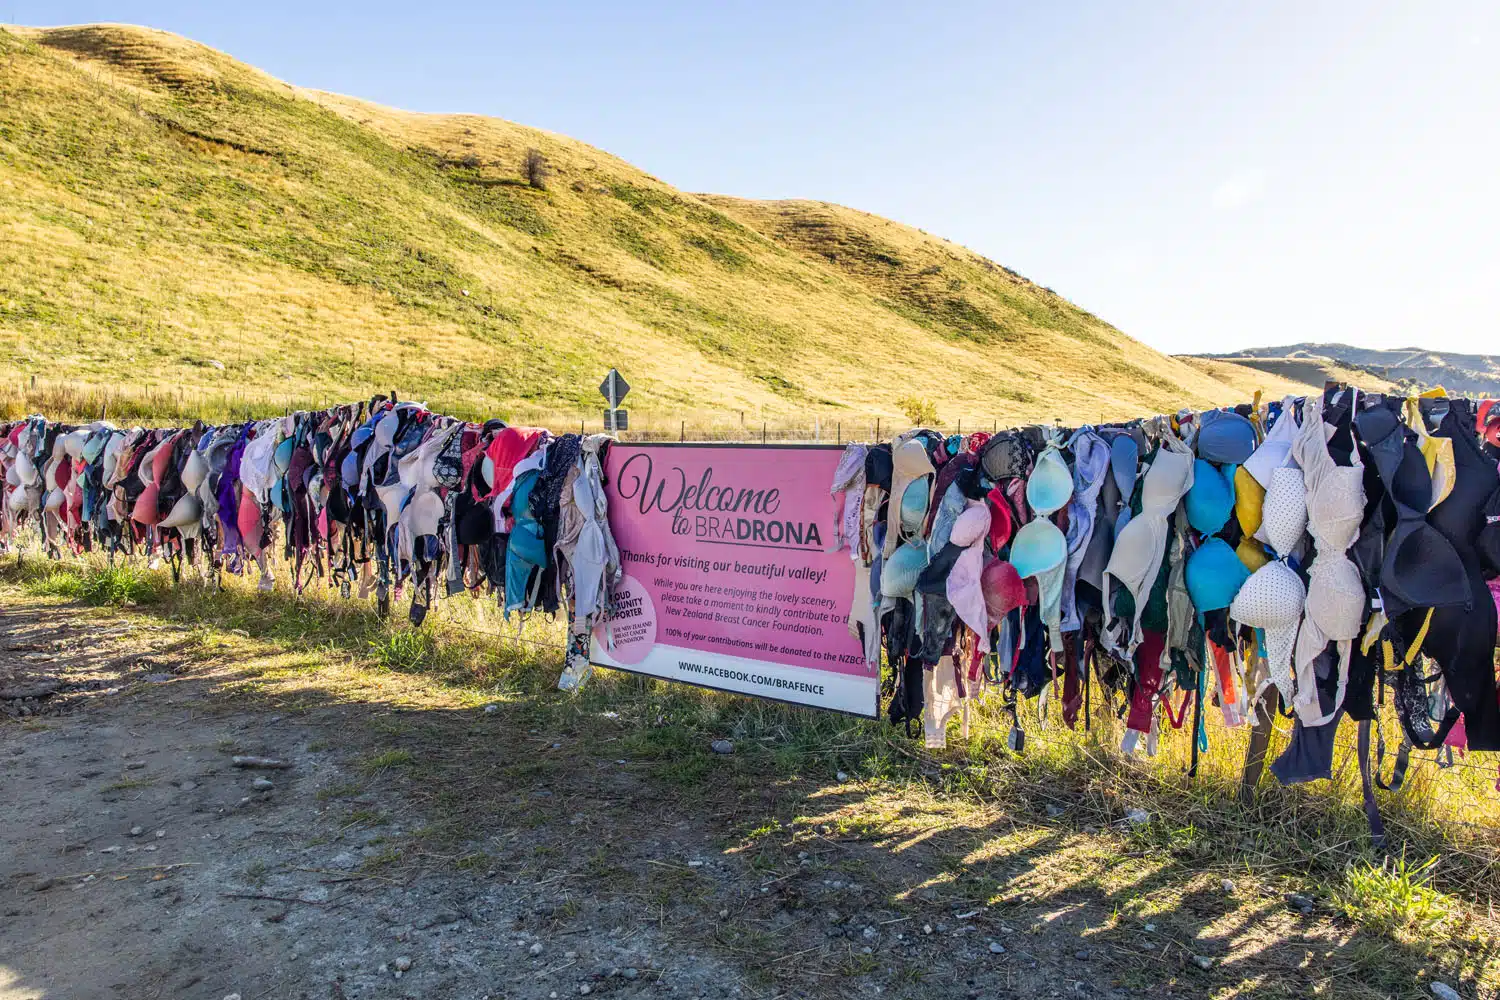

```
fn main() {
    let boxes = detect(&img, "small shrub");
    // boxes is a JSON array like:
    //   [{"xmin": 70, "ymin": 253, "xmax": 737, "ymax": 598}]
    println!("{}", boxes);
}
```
[
  {"xmin": 897, "ymin": 396, "xmax": 939, "ymax": 427},
  {"xmin": 1333, "ymin": 852, "xmax": 1450, "ymax": 939},
  {"xmin": 521, "ymin": 148, "xmax": 550, "ymax": 190}
]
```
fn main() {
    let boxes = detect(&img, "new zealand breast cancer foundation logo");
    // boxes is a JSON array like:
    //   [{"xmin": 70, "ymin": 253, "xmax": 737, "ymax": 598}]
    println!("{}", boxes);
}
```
[{"xmin": 596, "ymin": 573, "xmax": 657, "ymax": 665}]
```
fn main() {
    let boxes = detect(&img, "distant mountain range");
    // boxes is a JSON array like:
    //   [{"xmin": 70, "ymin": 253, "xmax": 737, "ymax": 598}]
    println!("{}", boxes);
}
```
[{"xmin": 1196, "ymin": 343, "xmax": 1500, "ymax": 397}]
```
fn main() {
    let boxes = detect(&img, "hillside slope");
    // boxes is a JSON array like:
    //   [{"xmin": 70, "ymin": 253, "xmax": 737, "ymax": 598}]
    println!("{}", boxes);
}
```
[
  {"xmin": 2, "ymin": 23, "xmax": 1278, "ymax": 426},
  {"xmin": 1174, "ymin": 356, "xmax": 1396, "ymax": 397}
]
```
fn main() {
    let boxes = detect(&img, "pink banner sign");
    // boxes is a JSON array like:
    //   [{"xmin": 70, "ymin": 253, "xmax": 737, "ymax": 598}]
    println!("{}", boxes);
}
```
[{"xmin": 590, "ymin": 444, "xmax": 877, "ymax": 716}]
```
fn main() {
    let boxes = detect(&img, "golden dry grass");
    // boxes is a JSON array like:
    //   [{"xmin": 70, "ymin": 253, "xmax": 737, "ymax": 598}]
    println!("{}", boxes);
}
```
[
  {"xmin": 0, "ymin": 23, "xmax": 1354, "ymax": 426},
  {"xmin": 1176, "ymin": 356, "xmax": 1398, "ymax": 398}
]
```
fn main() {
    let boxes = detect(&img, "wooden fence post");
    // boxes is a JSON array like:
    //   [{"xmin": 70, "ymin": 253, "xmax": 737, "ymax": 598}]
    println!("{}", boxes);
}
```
[{"xmin": 1239, "ymin": 701, "xmax": 1275, "ymax": 804}]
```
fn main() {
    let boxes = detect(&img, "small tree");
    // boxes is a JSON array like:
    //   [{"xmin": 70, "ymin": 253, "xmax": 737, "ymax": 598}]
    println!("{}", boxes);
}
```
[
  {"xmin": 898, "ymin": 396, "xmax": 939, "ymax": 427},
  {"xmin": 522, "ymin": 147, "xmax": 550, "ymax": 190}
]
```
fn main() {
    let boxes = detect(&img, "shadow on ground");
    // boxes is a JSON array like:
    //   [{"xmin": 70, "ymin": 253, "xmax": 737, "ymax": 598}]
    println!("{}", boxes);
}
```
[{"xmin": 1, "ymin": 574, "xmax": 1497, "ymax": 999}]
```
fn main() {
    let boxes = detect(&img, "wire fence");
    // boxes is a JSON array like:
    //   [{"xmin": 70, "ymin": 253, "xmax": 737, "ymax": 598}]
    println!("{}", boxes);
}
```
[{"xmin": 0, "ymin": 376, "xmax": 1089, "ymax": 443}]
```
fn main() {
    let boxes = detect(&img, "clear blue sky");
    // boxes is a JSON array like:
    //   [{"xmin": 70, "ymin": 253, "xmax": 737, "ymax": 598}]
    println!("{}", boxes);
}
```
[{"xmin": 13, "ymin": 2, "xmax": 1500, "ymax": 355}]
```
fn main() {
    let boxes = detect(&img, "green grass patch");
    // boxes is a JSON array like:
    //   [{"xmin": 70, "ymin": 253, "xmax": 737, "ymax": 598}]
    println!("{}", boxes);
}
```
[
  {"xmin": 25, "ymin": 564, "xmax": 161, "ymax": 606},
  {"xmin": 361, "ymin": 748, "xmax": 416, "ymax": 773},
  {"xmin": 1335, "ymin": 852, "xmax": 1452, "ymax": 941},
  {"xmin": 368, "ymin": 629, "xmax": 437, "ymax": 671}
]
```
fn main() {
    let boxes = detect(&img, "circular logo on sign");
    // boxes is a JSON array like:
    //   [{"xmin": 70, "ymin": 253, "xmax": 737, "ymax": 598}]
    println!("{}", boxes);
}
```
[{"xmin": 594, "ymin": 573, "xmax": 657, "ymax": 665}]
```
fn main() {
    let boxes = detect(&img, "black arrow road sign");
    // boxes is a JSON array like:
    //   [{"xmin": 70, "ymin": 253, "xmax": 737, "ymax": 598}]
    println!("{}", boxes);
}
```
[{"xmin": 599, "ymin": 369, "xmax": 630, "ymax": 408}]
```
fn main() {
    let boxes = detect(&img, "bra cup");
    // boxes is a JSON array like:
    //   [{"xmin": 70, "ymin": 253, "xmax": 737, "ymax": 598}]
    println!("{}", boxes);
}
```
[
  {"xmin": 1296, "ymin": 396, "xmax": 1365, "ymax": 553},
  {"xmin": 881, "ymin": 540, "xmax": 930, "ymax": 599},
  {"xmin": 1141, "ymin": 449, "xmax": 1193, "ymax": 515},
  {"xmin": 1109, "ymin": 435, "xmax": 1139, "ymax": 498},
  {"xmin": 181, "ymin": 449, "xmax": 209, "ymax": 492},
  {"xmin": 1361, "ymin": 404, "xmax": 1433, "ymax": 515},
  {"xmin": 10, "ymin": 484, "xmax": 34, "ymax": 512},
  {"xmin": 1103, "ymin": 512, "xmax": 1156, "ymax": 596},
  {"xmin": 1425, "ymin": 437, "xmax": 1457, "ymax": 510},
  {"xmin": 1306, "ymin": 465, "xmax": 1364, "ymax": 552},
  {"xmin": 161, "ymin": 493, "xmax": 203, "ymax": 529},
  {"xmin": 1234, "ymin": 465, "xmax": 1265, "ymax": 535},
  {"xmin": 1011, "ymin": 517, "xmax": 1068, "ymax": 651},
  {"xmin": 980, "ymin": 433, "xmax": 1029, "ymax": 481},
  {"xmin": 1383, "ymin": 522, "xmax": 1470, "ymax": 616},
  {"xmin": 152, "ymin": 435, "xmax": 176, "ymax": 483},
  {"xmin": 376, "ymin": 482, "xmax": 410, "ymax": 529},
  {"xmin": 949, "ymin": 503, "xmax": 990, "ymax": 549},
  {"xmin": 899, "ymin": 477, "xmax": 931, "ymax": 533},
  {"xmin": 1236, "ymin": 536, "xmax": 1271, "ymax": 572},
  {"xmin": 397, "ymin": 447, "xmax": 425, "ymax": 490},
  {"xmin": 1185, "ymin": 537, "xmax": 1250, "ymax": 612},
  {"xmin": 884, "ymin": 438, "xmax": 937, "ymax": 557},
  {"xmin": 1258, "ymin": 467, "xmax": 1307, "ymax": 556},
  {"xmin": 1305, "ymin": 556, "xmax": 1365, "ymax": 640},
  {"xmin": 1244, "ymin": 396, "xmax": 1300, "ymax": 488},
  {"xmin": 1011, "ymin": 517, "xmax": 1067, "ymax": 578},
  {"xmin": 1230, "ymin": 559, "xmax": 1306, "ymax": 701},
  {"xmin": 1026, "ymin": 447, "xmax": 1071, "ymax": 516},
  {"xmin": 1185, "ymin": 459, "xmax": 1234, "ymax": 535},
  {"xmin": 237, "ymin": 487, "xmax": 262, "ymax": 554},
  {"xmin": 138, "ymin": 441, "xmax": 162, "ymax": 487},
  {"xmin": 1232, "ymin": 560, "xmax": 1306, "ymax": 631},
  {"xmin": 131, "ymin": 484, "xmax": 162, "ymax": 526}
]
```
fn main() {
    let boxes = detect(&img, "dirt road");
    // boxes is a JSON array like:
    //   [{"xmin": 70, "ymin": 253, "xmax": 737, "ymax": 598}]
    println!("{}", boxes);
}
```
[
  {"xmin": 2, "ymin": 585, "xmax": 1494, "ymax": 999},
  {"xmin": 0, "ymin": 597, "xmax": 748, "ymax": 1000}
]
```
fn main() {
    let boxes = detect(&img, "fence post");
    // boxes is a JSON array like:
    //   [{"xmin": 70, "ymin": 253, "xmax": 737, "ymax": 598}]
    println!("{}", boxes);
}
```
[
  {"xmin": 680, "ymin": 420, "xmax": 685, "ymax": 443},
  {"xmin": 837, "ymin": 422, "xmax": 841, "ymax": 445},
  {"xmin": 762, "ymin": 421, "xmax": 767, "ymax": 445},
  {"xmin": 876, "ymin": 417, "xmax": 880, "ymax": 441},
  {"xmin": 1238, "ymin": 701, "xmax": 1275, "ymax": 804}
]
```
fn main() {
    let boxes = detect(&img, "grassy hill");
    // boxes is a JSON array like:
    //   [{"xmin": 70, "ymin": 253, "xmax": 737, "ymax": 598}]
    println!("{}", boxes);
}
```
[
  {"xmin": 1174, "ymin": 356, "xmax": 1396, "ymax": 398},
  {"xmin": 0, "ymin": 23, "xmax": 1308, "ymax": 429}
]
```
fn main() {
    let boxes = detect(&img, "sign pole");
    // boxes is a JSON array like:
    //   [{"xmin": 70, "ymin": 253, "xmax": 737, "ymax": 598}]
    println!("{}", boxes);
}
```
[{"xmin": 598, "ymin": 368, "xmax": 631, "ymax": 433}]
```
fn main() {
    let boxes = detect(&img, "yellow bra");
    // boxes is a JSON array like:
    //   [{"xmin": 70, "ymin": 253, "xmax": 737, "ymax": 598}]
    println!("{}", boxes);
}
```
[{"xmin": 1406, "ymin": 393, "xmax": 1455, "ymax": 511}]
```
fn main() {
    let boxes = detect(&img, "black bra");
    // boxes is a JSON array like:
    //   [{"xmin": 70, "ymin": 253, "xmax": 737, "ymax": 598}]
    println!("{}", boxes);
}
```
[{"xmin": 1354, "ymin": 398, "xmax": 1469, "ymax": 617}]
